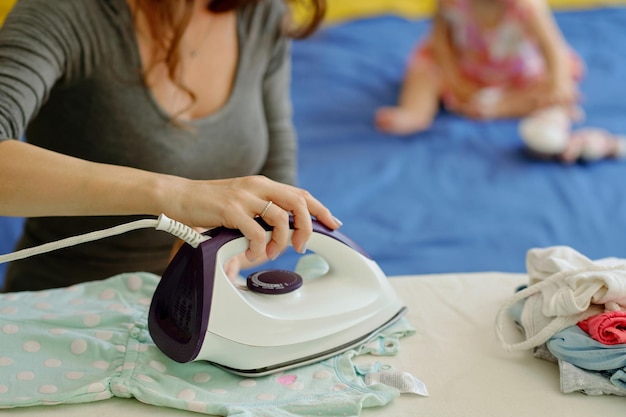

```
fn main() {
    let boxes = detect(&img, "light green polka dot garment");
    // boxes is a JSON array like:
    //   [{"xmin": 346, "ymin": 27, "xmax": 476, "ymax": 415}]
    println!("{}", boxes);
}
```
[{"xmin": 0, "ymin": 272, "xmax": 415, "ymax": 416}]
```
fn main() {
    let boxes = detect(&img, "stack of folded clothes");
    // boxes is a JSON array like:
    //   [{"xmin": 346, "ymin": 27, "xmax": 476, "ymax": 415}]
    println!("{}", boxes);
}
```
[{"xmin": 496, "ymin": 246, "xmax": 626, "ymax": 396}]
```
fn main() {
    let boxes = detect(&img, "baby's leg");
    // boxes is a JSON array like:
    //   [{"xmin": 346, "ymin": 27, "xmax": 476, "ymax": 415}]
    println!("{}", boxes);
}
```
[
  {"xmin": 466, "ymin": 77, "xmax": 583, "ymax": 121},
  {"xmin": 463, "ymin": 85, "xmax": 548, "ymax": 120},
  {"xmin": 493, "ymin": 87, "xmax": 547, "ymax": 119},
  {"xmin": 375, "ymin": 59, "xmax": 440, "ymax": 135}
]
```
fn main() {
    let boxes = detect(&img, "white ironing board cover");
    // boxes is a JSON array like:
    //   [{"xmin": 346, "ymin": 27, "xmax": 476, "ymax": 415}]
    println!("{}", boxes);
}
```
[{"xmin": 8, "ymin": 272, "xmax": 625, "ymax": 417}]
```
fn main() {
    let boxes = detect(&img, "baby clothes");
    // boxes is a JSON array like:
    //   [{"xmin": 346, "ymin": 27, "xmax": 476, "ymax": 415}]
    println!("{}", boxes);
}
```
[
  {"xmin": 509, "ymin": 302, "xmax": 626, "ymax": 396},
  {"xmin": 411, "ymin": 0, "xmax": 582, "ymax": 106},
  {"xmin": 495, "ymin": 246, "xmax": 626, "ymax": 351},
  {"xmin": 0, "ymin": 272, "xmax": 416, "ymax": 416},
  {"xmin": 547, "ymin": 325, "xmax": 626, "ymax": 376},
  {"xmin": 440, "ymin": 0, "xmax": 545, "ymax": 87},
  {"xmin": 558, "ymin": 359, "xmax": 626, "ymax": 396},
  {"xmin": 500, "ymin": 246, "xmax": 626, "ymax": 396},
  {"xmin": 578, "ymin": 311, "xmax": 626, "ymax": 345},
  {"xmin": 547, "ymin": 325, "xmax": 626, "ymax": 393}
]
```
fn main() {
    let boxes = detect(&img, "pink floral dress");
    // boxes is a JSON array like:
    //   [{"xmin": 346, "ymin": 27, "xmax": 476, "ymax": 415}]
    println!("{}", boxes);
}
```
[{"xmin": 413, "ymin": 0, "xmax": 582, "ymax": 91}]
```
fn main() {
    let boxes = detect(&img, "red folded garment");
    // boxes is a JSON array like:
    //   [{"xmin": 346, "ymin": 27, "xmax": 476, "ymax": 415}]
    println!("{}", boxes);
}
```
[{"xmin": 578, "ymin": 311, "xmax": 626, "ymax": 345}]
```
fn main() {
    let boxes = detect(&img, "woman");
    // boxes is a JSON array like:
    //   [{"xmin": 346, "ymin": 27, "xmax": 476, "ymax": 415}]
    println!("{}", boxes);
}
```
[{"xmin": 0, "ymin": 0, "xmax": 338, "ymax": 292}]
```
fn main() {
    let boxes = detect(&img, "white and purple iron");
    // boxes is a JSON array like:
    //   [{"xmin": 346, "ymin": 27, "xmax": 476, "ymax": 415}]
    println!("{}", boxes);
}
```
[
  {"xmin": 148, "ymin": 219, "xmax": 407, "ymax": 376},
  {"xmin": 0, "ymin": 214, "xmax": 406, "ymax": 377}
]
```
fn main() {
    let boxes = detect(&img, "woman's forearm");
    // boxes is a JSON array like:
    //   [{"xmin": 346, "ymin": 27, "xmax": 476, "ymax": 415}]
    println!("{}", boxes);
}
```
[
  {"xmin": 0, "ymin": 139, "xmax": 341, "ymax": 260},
  {"xmin": 0, "ymin": 139, "xmax": 169, "ymax": 218}
]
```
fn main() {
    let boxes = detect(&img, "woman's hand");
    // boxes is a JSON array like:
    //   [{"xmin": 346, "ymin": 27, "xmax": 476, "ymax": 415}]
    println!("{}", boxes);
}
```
[
  {"xmin": 161, "ymin": 175, "xmax": 341, "ymax": 264},
  {"xmin": 0, "ymin": 142, "xmax": 341, "ymax": 263}
]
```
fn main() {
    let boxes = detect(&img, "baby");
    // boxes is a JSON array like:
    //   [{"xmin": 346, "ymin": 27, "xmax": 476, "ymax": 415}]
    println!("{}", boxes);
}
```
[
  {"xmin": 376, "ymin": 0, "xmax": 582, "ymax": 133},
  {"xmin": 376, "ymin": 0, "xmax": 625, "ymax": 162}
]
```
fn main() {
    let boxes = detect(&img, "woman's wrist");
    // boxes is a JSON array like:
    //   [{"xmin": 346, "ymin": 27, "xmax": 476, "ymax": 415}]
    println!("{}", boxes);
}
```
[{"xmin": 141, "ymin": 172, "xmax": 188, "ymax": 220}]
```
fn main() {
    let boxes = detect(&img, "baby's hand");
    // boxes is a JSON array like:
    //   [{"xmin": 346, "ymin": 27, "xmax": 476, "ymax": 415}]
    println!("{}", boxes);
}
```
[{"xmin": 448, "ymin": 77, "xmax": 480, "ymax": 104}]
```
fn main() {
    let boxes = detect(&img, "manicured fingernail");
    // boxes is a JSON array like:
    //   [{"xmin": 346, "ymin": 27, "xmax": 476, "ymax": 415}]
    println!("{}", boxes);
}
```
[
  {"xmin": 267, "ymin": 246, "xmax": 280, "ymax": 261},
  {"xmin": 297, "ymin": 243, "xmax": 307, "ymax": 254},
  {"xmin": 333, "ymin": 216, "xmax": 343, "ymax": 227}
]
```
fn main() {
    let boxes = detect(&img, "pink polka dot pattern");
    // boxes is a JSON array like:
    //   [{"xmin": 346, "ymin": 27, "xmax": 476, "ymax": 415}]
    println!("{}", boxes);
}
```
[
  {"xmin": 17, "ymin": 371, "xmax": 35, "ymax": 381},
  {"xmin": 126, "ymin": 274, "xmax": 143, "ymax": 291},
  {"xmin": 82, "ymin": 314, "xmax": 101, "ymax": 327},
  {"xmin": 0, "ymin": 272, "xmax": 411, "ymax": 415},
  {"xmin": 70, "ymin": 339, "xmax": 87, "ymax": 355},
  {"xmin": 22, "ymin": 341, "xmax": 41, "ymax": 353},
  {"xmin": 176, "ymin": 388, "xmax": 196, "ymax": 401},
  {"xmin": 2, "ymin": 324, "xmax": 18, "ymax": 334},
  {"xmin": 44, "ymin": 358, "xmax": 62, "ymax": 368},
  {"xmin": 38, "ymin": 385, "xmax": 58, "ymax": 394},
  {"xmin": 0, "ymin": 273, "xmax": 163, "ymax": 408},
  {"xmin": 98, "ymin": 289, "xmax": 116, "ymax": 300},
  {"xmin": 92, "ymin": 360, "xmax": 109, "ymax": 370},
  {"xmin": 1, "ymin": 306, "xmax": 17, "ymax": 314},
  {"xmin": 188, "ymin": 401, "xmax": 206, "ymax": 413},
  {"xmin": 0, "ymin": 357, "xmax": 14, "ymax": 367},
  {"xmin": 65, "ymin": 372, "xmax": 83, "ymax": 380},
  {"xmin": 256, "ymin": 392, "xmax": 276, "ymax": 401},
  {"xmin": 193, "ymin": 372, "xmax": 211, "ymax": 383}
]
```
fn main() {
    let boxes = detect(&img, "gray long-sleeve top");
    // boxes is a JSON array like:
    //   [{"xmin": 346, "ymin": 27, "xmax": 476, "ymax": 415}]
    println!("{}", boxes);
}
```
[{"xmin": 0, "ymin": 0, "xmax": 297, "ymax": 291}]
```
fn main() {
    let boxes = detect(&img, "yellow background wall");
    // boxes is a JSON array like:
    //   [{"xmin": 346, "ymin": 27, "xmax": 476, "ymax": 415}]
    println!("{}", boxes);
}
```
[
  {"xmin": 0, "ymin": 0, "xmax": 14, "ymax": 24},
  {"xmin": 0, "ymin": 0, "xmax": 624, "ymax": 25},
  {"xmin": 320, "ymin": 0, "xmax": 626, "ymax": 22}
]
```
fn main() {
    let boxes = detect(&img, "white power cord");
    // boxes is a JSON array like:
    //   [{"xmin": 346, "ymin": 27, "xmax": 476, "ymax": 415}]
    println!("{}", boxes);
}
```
[{"xmin": 0, "ymin": 214, "xmax": 210, "ymax": 265}]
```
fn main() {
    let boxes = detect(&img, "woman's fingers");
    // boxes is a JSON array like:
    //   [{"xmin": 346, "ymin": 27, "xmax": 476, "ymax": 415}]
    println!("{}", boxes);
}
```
[
  {"xmin": 258, "ymin": 198, "xmax": 290, "ymax": 260},
  {"xmin": 262, "ymin": 184, "xmax": 343, "ymax": 254},
  {"xmin": 236, "ymin": 213, "xmax": 270, "ymax": 262},
  {"xmin": 246, "ymin": 179, "xmax": 342, "ymax": 258},
  {"xmin": 182, "ymin": 176, "xmax": 341, "ymax": 263}
]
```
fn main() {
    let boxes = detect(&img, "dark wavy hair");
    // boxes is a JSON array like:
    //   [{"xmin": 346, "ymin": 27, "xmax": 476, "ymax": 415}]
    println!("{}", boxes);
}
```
[{"xmin": 131, "ymin": 0, "xmax": 326, "ymax": 118}]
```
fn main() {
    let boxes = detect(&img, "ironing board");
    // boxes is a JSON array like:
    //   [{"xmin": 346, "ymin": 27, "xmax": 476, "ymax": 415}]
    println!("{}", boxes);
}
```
[{"xmin": 8, "ymin": 272, "xmax": 624, "ymax": 417}]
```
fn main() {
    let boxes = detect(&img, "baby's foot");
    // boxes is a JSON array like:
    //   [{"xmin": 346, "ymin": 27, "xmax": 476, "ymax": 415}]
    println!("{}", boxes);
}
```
[
  {"xmin": 375, "ymin": 107, "xmax": 433, "ymax": 135},
  {"xmin": 562, "ymin": 128, "xmax": 626, "ymax": 163}
]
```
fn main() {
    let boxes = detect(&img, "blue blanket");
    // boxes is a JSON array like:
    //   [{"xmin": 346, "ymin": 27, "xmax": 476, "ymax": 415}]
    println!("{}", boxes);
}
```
[
  {"xmin": 2, "ymin": 7, "xmax": 626, "ymax": 284},
  {"xmin": 289, "ymin": 6, "xmax": 626, "ymax": 276}
]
